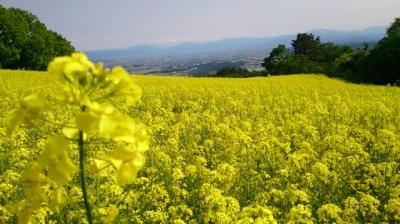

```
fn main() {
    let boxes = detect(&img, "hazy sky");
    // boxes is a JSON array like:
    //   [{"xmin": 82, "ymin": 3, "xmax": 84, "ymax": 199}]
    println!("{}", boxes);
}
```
[{"xmin": 1, "ymin": 0, "xmax": 399, "ymax": 51}]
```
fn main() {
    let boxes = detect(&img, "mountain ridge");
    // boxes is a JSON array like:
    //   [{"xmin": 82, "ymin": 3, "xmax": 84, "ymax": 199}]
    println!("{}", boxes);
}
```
[{"xmin": 86, "ymin": 26, "xmax": 387, "ymax": 61}]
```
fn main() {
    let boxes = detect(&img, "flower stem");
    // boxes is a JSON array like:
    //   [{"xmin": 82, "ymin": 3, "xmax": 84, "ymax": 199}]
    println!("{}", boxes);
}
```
[{"xmin": 79, "ymin": 107, "xmax": 93, "ymax": 224}]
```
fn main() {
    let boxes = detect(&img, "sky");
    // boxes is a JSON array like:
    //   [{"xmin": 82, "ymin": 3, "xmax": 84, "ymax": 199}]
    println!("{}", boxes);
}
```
[{"xmin": 1, "ymin": 0, "xmax": 399, "ymax": 51}]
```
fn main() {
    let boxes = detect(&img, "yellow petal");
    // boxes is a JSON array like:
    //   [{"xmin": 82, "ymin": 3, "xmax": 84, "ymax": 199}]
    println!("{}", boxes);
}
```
[
  {"xmin": 17, "ymin": 205, "xmax": 33, "ymax": 224},
  {"xmin": 76, "ymin": 111, "xmax": 99, "ymax": 133},
  {"xmin": 48, "ymin": 56, "xmax": 72, "ymax": 76},
  {"xmin": 103, "ymin": 205, "xmax": 119, "ymax": 224},
  {"xmin": 20, "ymin": 163, "xmax": 47, "ymax": 209},
  {"xmin": 5, "ymin": 108, "xmax": 24, "ymax": 136},
  {"xmin": 38, "ymin": 136, "xmax": 76, "ymax": 185},
  {"xmin": 38, "ymin": 135, "xmax": 69, "ymax": 166},
  {"xmin": 112, "ymin": 150, "xmax": 146, "ymax": 186},
  {"xmin": 64, "ymin": 61, "xmax": 87, "ymax": 77},
  {"xmin": 98, "ymin": 115, "xmax": 117, "ymax": 138},
  {"xmin": 48, "ymin": 161, "xmax": 76, "ymax": 185},
  {"xmin": 129, "ymin": 152, "xmax": 146, "ymax": 169},
  {"xmin": 90, "ymin": 159, "xmax": 111, "ymax": 176},
  {"xmin": 62, "ymin": 126, "xmax": 79, "ymax": 139},
  {"xmin": 109, "ymin": 158, "xmax": 123, "ymax": 170},
  {"xmin": 110, "ymin": 66, "xmax": 129, "ymax": 78},
  {"xmin": 110, "ymin": 144, "xmax": 136, "ymax": 160},
  {"xmin": 49, "ymin": 187, "xmax": 67, "ymax": 212},
  {"xmin": 21, "ymin": 94, "xmax": 47, "ymax": 114},
  {"xmin": 116, "ymin": 162, "xmax": 139, "ymax": 186}
]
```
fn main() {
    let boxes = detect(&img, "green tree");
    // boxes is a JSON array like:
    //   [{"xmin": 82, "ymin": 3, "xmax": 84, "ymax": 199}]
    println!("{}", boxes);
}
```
[
  {"xmin": 333, "ymin": 46, "xmax": 367, "ymax": 81},
  {"xmin": 262, "ymin": 43, "xmax": 324, "ymax": 75},
  {"xmin": 213, "ymin": 66, "xmax": 251, "ymax": 77},
  {"xmin": 319, "ymin": 43, "xmax": 353, "ymax": 76},
  {"xmin": 387, "ymin": 18, "xmax": 400, "ymax": 36},
  {"xmin": 261, "ymin": 17, "xmax": 399, "ymax": 82},
  {"xmin": 291, "ymin": 33, "xmax": 321, "ymax": 60},
  {"xmin": 285, "ymin": 55, "xmax": 324, "ymax": 74},
  {"xmin": 0, "ymin": 5, "xmax": 74, "ymax": 70},
  {"xmin": 358, "ymin": 18, "xmax": 400, "ymax": 84},
  {"xmin": 262, "ymin": 44, "xmax": 290, "ymax": 74}
]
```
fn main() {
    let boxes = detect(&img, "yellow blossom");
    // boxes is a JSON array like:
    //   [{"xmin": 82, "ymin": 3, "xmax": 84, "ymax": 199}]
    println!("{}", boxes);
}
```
[
  {"xmin": 109, "ymin": 144, "xmax": 146, "ymax": 186},
  {"xmin": 20, "ymin": 162, "xmax": 47, "ymax": 209},
  {"xmin": 5, "ymin": 94, "xmax": 46, "ymax": 136},
  {"xmin": 37, "ymin": 135, "xmax": 76, "ymax": 185}
]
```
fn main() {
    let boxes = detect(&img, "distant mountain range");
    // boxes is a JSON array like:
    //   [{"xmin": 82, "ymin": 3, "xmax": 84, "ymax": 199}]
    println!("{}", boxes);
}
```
[{"xmin": 86, "ymin": 26, "xmax": 387, "ymax": 61}]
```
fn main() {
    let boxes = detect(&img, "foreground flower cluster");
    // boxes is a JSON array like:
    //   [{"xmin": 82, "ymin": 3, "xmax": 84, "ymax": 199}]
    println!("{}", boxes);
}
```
[
  {"xmin": 1, "ymin": 68, "xmax": 400, "ymax": 222},
  {"xmin": 1, "ymin": 53, "xmax": 148, "ymax": 223}
]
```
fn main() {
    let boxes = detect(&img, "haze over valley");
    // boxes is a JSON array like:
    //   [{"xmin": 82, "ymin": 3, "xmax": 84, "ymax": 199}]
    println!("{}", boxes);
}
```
[{"xmin": 87, "ymin": 26, "xmax": 386, "ymax": 75}]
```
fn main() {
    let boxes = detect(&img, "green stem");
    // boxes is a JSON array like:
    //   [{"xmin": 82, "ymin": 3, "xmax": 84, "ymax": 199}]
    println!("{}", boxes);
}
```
[{"xmin": 79, "ymin": 106, "xmax": 93, "ymax": 224}]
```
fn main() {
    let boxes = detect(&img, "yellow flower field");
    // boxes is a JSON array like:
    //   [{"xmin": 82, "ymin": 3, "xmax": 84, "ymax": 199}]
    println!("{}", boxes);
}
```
[{"xmin": 1, "ymin": 69, "xmax": 400, "ymax": 223}]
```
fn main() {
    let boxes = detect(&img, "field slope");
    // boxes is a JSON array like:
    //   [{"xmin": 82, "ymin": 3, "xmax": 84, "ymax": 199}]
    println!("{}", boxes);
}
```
[{"xmin": 1, "ymin": 70, "xmax": 400, "ymax": 223}]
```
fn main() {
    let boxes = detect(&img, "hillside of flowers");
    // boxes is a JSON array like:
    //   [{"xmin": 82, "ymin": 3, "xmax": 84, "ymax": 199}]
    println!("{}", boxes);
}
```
[{"xmin": 1, "ymin": 68, "xmax": 400, "ymax": 223}]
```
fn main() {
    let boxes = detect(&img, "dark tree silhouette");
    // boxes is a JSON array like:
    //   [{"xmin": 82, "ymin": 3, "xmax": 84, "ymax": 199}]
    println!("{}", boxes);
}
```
[
  {"xmin": 359, "ymin": 18, "xmax": 400, "ymax": 84},
  {"xmin": 291, "ymin": 33, "xmax": 321, "ymax": 60},
  {"xmin": 262, "ymin": 45, "xmax": 290, "ymax": 74},
  {"xmin": 0, "ymin": 5, "xmax": 75, "ymax": 70}
]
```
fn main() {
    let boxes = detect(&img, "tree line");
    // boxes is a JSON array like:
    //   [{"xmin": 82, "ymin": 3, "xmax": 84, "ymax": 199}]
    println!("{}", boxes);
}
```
[
  {"xmin": 0, "ymin": 5, "xmax": 75, "ymax": 70},
  {"xmin": 214, "ymin": 18, "xmax": 400, "ymax": 85}
]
